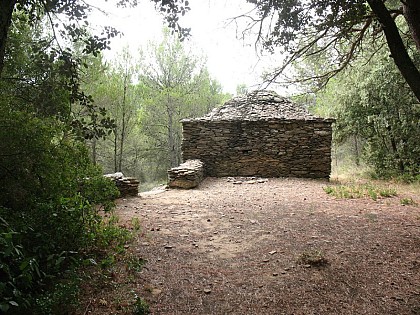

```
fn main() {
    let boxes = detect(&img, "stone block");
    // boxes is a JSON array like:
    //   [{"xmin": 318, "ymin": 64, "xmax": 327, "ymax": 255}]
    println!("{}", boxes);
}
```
[{"xmin": 168, "ymin": 159, "xmax": 204, "ymax": 189}]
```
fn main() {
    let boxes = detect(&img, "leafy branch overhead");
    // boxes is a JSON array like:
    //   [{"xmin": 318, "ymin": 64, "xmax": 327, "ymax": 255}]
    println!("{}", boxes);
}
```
[
  {"xmin": 0, "ymin": 0, "xmax": 192, "ymax": 140},
  {"xmin": 0, "ymin": 0, "xmax": 191, "ymax": 82},
  {"xmin": 241, "ymin": 0, "xmax": 420, "ymax": 101}
]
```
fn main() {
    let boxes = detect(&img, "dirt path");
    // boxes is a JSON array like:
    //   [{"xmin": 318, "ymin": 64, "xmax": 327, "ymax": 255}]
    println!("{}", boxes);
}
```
[{"xmin": 82, "ymin": 177, "xmax": 420, "ymax": 315}]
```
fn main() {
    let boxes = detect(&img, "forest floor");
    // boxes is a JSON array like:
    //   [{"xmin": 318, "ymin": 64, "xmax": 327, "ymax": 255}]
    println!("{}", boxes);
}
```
[{"xmin": 77, "ymin": 177, "xmax": 420, "ymax": 315}]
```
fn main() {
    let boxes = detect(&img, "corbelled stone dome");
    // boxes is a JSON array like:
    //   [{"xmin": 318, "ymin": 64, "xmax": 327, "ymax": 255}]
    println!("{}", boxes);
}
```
[{"xmin": 195, "ymin": 90, "xmax": 317, "ymax": 121}]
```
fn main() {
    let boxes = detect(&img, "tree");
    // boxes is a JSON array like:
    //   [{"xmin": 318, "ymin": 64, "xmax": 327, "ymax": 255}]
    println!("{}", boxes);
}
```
[
  {"xmin": 314, "ymin": 42, "xmax": 420, "ymax": 176},
  {"xmin": 0, "ymin": 2, "xmax": 191, "ymax": 312},
  {"xmin": 0, "ymin": 0, "xmax": 190, "ymax": 77},
  {"xmin": 242, "ymin": 0, "xmax": 420, "ymax": 101},
  {"xmin": 82, "ymin": 49, "xmax": 140, "ymax": 174},
  {"xmin": 138, "ymin": 30, "xmax": 227, "ymax": 177},
  {"xmin": 236, "ymin": 83, "xmax": 248, "ymax": 95},
  {"xmin": 0, "ymin": 0, "xmax": 193, "ymax": 142},
  {"xmin": 0, "ymin": 18, "xmax": 120, "ymax": 313}
]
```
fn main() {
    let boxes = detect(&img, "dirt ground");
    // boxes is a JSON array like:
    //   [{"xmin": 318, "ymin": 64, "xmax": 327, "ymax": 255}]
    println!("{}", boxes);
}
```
[{"xmin": 79, "ymin": 177, "xmax": 420, "ymax": 315}]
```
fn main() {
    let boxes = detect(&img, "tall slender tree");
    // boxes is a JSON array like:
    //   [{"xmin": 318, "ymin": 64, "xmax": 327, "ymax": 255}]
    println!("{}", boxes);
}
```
[
  {"xmin": 138, "ymin": 30, "xmax": 227, "ymax": 174},
  {"xmin": 81, "ymin": 49, "xmax": 139, "ymax": 173}
]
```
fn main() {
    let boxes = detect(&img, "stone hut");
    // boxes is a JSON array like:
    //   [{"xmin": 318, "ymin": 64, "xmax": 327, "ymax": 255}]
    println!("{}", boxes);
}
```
[{"xmin": 181, "ymin": 90, "xmax": 335, "ymax": 179}]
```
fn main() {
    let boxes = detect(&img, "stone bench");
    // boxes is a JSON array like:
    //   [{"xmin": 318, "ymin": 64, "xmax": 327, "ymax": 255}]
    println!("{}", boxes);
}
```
[{"xmin": 167, "ymin": 159, "xmax": 204, "ymax": 189}]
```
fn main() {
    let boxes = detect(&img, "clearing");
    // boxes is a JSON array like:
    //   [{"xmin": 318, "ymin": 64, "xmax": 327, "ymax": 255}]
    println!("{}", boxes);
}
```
[{"xmin": 79, "ymin": 177, "xmax": 420, "ymax": 315}]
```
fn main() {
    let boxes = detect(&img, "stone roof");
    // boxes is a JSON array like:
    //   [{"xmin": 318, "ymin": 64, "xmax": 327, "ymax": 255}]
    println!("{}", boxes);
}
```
[{"xmin": 187, "ymin": 90, "xmax": 321, "ymax": 122}]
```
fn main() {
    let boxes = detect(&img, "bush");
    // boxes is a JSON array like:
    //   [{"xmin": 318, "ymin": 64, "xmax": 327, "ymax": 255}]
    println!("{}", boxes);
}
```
[
  {"xmin": 0, "ymin": 216, "xmax": 32, "ymax": 313},
  {"xmin": 33, "ymin": 278, "xmax": 80, "ymax": 315},
  {"xmin": 0, "ymin": 18, "xmax": 121, "ymax": 313},
  {"xmin": 132, "ymin": 297, "xmax": 150, "ymax": 315},
  {"xmin": 0, "ymin": 109, "xmax": 119, "ymax": 313}
]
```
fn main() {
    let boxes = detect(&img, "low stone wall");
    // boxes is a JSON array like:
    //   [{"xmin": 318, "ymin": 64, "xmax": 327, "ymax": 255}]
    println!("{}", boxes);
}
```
[
  {"xmin": 181, "ymin": 119, "xmax": 334, "ymax": 178},
  {"xmin": 168, "ymin": 159, "xmax": 204, "ymax": 189},
  {"xmin": 104, "ymin": 172, "xmax": 140, "ymax": 197}
]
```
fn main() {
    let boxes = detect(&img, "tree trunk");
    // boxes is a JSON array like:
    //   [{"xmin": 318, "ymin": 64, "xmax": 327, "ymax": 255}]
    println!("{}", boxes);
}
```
[
  {"xmin": 403, "ymin": 0, "xmax": 420, "ymax": 50},
  {"xmin": 389, "ymin": 132, "xmax": 405, "ymax": 172},
  {"xmin": 118, "ymin": 72, "xmax": 129, "ymax": 173},
  {"xmin": 354, "ymin": 135, "xmax": 360, "ymax": 166},
  {"xmin": 167, "ymin": 108, "xmax": 176, "ymax": 168},
  {"xmin": 114, "ymin": 129, "xmax": 118, "ymax": 173},
  {"xmin": 0, "ymin": 0, "xmax": 16, "ymax": 76},
  {"xmin": 91, "ymin": 138, "xmax": 97, "ymax": 165},
  {"xmin": 367, "ymin": 0, "xmax": 420, "ymax": 102},
  {"xmin": 166, "ymin": 94, "xmax": 178, "ymax": 168}
]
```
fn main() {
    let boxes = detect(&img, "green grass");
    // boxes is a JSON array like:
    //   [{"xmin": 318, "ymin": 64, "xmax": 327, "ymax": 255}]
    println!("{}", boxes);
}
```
[
  {"xmin": 400, "ymin": 197, "xmax": 418, "ymax": 206},
  {"xmin": 323, "ymin": 183, "xmax": 397, "ymax": 200},
  {"xmin": 131, "ymin": 217, "xmax": 142, "ymax": 231}
]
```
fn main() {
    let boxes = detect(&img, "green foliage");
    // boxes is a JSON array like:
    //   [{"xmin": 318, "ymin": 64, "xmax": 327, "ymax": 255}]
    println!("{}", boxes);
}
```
[
  {"xmin": 132, "ymin": 297, "xmax": 150, "ymax": 315},
  {"xmin": 84, "ymin": 30, "xmax": 229, "ymax": 183},
  {"xmin": 313, "ymin": 41, "xmax": 420, "ymax": 178},
  {"xmin": 79, "ymin": 176, "xmax": 120, "ymax": 212},
  {"xmin": 2, "ymin": 11, "xmax": 116, "ymax": 141},
  {"xmin": 33, "ymin": 278, "xmax": 80, "ymax": 315},
  {"xmin": 100, "ymin": 255, "xmax": 116, "ymax": 269},
  {"xmin": 400, "ymin": 198, "xmax": 418, "ymax": 206},
  {"xmin": 94, "ymin": 215, "xmax": 132, "ymax": 250},
  {"xmin": 0, "ymin": 216, "xmax": 32, "ymax": 312},
  {"xmin": 0, "ymin": 2, "xmax": 191, "ymax": 314},
  {"xmin": 131, "ymin": 218, "xmax": 142, "ymax": 231},
  {"xmin": 395, "ymin": 173, "xmax": 420, "ymax": 184},
  {"xmin": 324, "ymin": 183, "xmax": 397, "ymax": 200},
  {"xmin": 137, "ymin": 30, "xmax": 229, "ymax": 178},
  {"xmin": 81, "ymin": 49, "xmax": 141, "ymax": 175},
  {"xmin": 0, "ymin": 24, "xmax": 120, "ymax": 313},
  {"xmin": 126, "ymin": 256, "xmax": 146, "ymax": 273},
  {"xmin": 0, "ymin": 131, "xmax": 119, "ymax": 313},
  {"xmin": 236, "ymin": 83, "xmax": 248, "ymax": 96}
]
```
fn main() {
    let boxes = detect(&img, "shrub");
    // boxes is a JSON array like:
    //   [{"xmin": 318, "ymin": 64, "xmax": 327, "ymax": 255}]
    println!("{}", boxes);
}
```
[
  {"xmin": 0, "ymin": 109, "xmax": 119, "ymax": 313},
  {"xmin": 132, "ymin": 297, "xmax": 150, "ymax": 315}
]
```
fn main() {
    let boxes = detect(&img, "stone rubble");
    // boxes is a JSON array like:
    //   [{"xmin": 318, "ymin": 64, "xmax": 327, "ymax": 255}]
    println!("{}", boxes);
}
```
[
  {"xmin": 167, "ymin": 159, "xmax": 204, "ymax": 189},
  {"xmin": 226, "ymin": 177, "xmax": 269, "ymax": 184},
  {"xmin": 104, "ymin": 172, "xmax": 139, "ymax": 197}
]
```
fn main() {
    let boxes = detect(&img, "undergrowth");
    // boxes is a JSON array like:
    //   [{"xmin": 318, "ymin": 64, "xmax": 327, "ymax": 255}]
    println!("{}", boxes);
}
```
[
  {"xmin": 400, "ymin": 197, "xmax": 418, "ymax": 206},
  {"xmin": 323, "ymin": 183, "xmax": 397, "ymax": 200},
  {"xmin": 132, "ymin": 297, "xmax": 150, "ymax": 315},
  {"xmin": 74, "ymin": 213, "xmax": 150, "ymax": 315}
]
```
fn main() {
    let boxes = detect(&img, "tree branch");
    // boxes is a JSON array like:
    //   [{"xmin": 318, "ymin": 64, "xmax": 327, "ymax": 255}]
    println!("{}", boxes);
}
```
[
  {"xmin": 368, "ymin": 0, "xmax": 420, "ymax": 102},
  {"xmin": 0, "ymin": 0, "xmax": 17, "ymax": 76}
]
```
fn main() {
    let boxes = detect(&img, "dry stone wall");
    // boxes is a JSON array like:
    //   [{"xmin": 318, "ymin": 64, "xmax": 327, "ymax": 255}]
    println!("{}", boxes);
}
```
[
  {"xmin": 182, "ymin": 119, "xmax": 333, "ymax": 178},
  {"xmin": 104, "ymin": 172, "xmax": 139, "ymax": 197}
]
